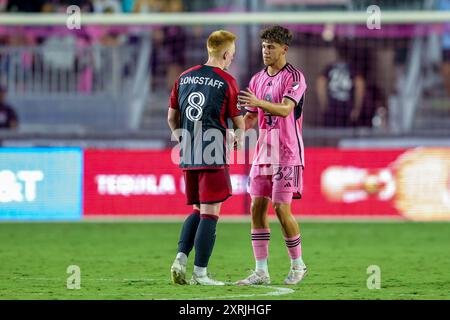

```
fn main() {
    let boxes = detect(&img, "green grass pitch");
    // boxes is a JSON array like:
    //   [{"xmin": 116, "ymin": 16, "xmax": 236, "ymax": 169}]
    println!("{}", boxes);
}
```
[{"xmin": 0, "ymin": 221, "xmax": 449, "ymax": 300}]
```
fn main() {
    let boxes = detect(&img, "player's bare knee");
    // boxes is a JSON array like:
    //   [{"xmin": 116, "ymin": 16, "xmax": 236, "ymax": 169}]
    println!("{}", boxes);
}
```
[
  {"xmin": 250, "ymin": 201, "xmax": 260, "ymax": 215},
  {"xmin": 273, "ymin": 203, "xmax": 290, "ymax": 221},
  {"xmin": 250, "ymin": 200, "xmax": 267, "ymax": 226},
  {"xmin": 251, "ymin": 198, "xmax": 266, "ymax": 214},
  {"xmin": 272, "ymin": 202, "xmax": 286, "ymax": 212},
  {"xmin": 250, "ymin": 206, "xmax": 265, "ymax": 223}
]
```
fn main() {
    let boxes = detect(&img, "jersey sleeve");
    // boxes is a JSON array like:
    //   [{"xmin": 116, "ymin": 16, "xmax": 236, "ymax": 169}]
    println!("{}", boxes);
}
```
[
  {"xmin": 283, "ymin": 71, "xmax": 307, "ymax": 105},
  {"xmin": 168, "ymin": 79, "xmax": 179, "ymax": 110},
  {"xmin": 244, "ymin": 76, "xmax": 258, "ymax": 113},
  {"xmin": 227, "ymin": 77, "xmax": 242, "ymax": 118}
]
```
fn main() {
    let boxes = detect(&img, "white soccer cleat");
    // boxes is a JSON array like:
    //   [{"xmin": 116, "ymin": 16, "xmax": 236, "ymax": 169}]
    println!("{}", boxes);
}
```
[
  {"xmin": 284, "ymin": 266, "xmax": 307, "ymax": 285},
  {"xmin": 171, "ymin": 258, "xmax": 187, "ymax": 285},
  {"xmin": 189, "ymin": 273, "xmax": 225, "ymax": 286},
  {"xmin": 235, "ymin": 270, "xmax": 271, "ymax": 285}
]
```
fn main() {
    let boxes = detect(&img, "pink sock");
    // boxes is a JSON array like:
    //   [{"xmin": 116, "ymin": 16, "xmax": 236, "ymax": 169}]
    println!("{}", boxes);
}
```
[
  {"xmin": 251, "ymin": 228, "xmax": 270, "ymax": 261},
  {"xmin": 284, "ymin": 234, "xmax": 302, "ymax": 259}
]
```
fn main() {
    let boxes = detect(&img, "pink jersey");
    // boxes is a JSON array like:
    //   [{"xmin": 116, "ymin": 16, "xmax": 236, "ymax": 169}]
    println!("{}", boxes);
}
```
[{"xmin": 245, "ymin": 63, "xmax": 307, "ymax": 167}]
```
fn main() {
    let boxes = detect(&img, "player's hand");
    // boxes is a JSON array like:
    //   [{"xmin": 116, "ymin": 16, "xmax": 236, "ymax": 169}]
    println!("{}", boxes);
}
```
[{"xmin": 238, "ymin": 88, "xmax": 260, "ymax": 108}]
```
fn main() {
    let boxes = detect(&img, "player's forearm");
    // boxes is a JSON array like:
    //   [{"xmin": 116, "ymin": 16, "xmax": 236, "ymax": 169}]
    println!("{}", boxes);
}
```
[
  {"xmin": 167, "ymin": 116, "xmax": 179, "ymax": 131},
  {"xmin": 168, "ymin": 120, "xmax": 181, "ymax": 143},
  {"xmin": 231, "ymin": 115, "xmax": 245, "ymax": 149},
  {"xmin": 244, "ymin": 113, "xmax": 258, "ymax": 130},
  {"xmin": 256, "ymin": 100, "xmax": 293, "ymax": 117},
  {"xmin": 167, "ymin": 110, "xmax": 181, "ymax": 142},
  {"xmin": 231, "ymin": 115, "xmax": 245, "ymax": 132}
]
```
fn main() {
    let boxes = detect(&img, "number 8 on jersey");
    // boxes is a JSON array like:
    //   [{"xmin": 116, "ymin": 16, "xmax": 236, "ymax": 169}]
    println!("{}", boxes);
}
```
[{"xmin": 186, "ymin": 92, "xmax": 205, "ymax": 122}]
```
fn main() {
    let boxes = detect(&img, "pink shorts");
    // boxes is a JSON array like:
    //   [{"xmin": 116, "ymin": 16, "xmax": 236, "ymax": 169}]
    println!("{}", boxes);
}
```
[{"xmin": 247, "ymin": 165, "xmax": 303, "ymax": 204}]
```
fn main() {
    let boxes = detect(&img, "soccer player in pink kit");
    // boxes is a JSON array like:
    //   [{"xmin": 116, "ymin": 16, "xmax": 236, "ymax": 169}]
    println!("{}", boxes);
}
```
[{"xmin": 236, "ymin": 26, "xmax": 307, "ymax": 285}]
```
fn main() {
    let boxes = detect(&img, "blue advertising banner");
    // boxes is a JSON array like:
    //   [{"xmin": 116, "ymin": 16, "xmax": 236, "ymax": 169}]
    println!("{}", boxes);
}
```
[{"xmin": 0, "ymin": 148, "xmax": 83, "ymax": 220}]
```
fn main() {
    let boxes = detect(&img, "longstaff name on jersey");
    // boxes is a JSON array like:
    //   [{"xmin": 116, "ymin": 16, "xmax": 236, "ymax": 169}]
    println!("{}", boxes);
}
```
[{"xmin": 179, "ymin": 76, "xmax": 224, "ymax": 89}]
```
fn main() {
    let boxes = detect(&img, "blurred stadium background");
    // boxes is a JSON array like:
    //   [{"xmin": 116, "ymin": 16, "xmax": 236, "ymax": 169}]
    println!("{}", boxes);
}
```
[{"xmin": 0, "ymin": 0, "xmax": 449, "ymax": 221}]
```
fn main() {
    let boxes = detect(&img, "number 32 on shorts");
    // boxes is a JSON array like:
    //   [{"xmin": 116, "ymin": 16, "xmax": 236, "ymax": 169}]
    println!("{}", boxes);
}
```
[
  {"xmin": 273, "ymin": 166, "xmax": 301, "ymax": 191},
  {"xmin": 273, "ymin": 166, "xmax": 293, "ymax": 181}
]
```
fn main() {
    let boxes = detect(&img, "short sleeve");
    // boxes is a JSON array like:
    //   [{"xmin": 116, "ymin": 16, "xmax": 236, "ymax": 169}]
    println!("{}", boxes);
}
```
[
  {"xmin": 227, "ymin": 78, "xmax": 242, "ymax": 118},
  {"xmin": 283, "ymin": 71, "xmax": 307, "ymax": 105},
  {"xmin": 168, "ymin": 79, "xmax": 179, "ymax": 110},
  {"xmin": 244, "ymin": 76, "xmax": 258, "ymax": 113}
]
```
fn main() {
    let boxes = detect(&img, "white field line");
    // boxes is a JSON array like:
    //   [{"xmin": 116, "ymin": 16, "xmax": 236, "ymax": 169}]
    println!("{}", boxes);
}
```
[
  {"xmin": 3, "ymin": 277, "xmax": 295, "ymax": 299},
  {"xmin": 190, "ymin": 285, "xmax": 295, "ymax": 300}
]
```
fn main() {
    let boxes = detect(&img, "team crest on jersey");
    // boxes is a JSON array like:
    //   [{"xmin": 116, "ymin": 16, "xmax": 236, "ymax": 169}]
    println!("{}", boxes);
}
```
[
  {"xmin": 292, "ymin": 82, "xmax": 300, "ymax": 90},
  {"xmin": 264, "ymin": 94, "xmax": 272, "ymax": 102}
]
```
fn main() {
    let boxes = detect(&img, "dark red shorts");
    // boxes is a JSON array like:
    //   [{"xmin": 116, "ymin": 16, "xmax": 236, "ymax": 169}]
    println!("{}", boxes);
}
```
[{"xmin": 184, "ymin": 167, "xmax": 232, "ymax": 205}]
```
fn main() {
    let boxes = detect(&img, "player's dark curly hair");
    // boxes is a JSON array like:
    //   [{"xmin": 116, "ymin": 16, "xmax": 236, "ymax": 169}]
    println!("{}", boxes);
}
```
[{"xmin": 260, "ymin": 25, "xmax": 293, "ymax": 46}]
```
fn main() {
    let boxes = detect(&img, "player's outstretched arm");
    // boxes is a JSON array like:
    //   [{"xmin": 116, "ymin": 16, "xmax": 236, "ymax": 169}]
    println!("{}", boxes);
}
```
[{"xmin": 238, "ymin": 88, "xmax": 295, "ymax": 118}]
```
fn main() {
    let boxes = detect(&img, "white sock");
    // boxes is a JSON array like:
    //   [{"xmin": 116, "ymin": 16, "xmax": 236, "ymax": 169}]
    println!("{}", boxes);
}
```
[
  {"xmin": 176, "ymin": 252, "xmax": 187, "ymax": 265},
  {"xmin": 193, "ymin": 265, "xmax": 207, "ymax": 277},
  {"xmin": 291, "ymin": 257, "xmax": 305, "ymax": 269},
  {"xmin": 255, "ymin": 259, "xmax": 268, "ymax": 274}
]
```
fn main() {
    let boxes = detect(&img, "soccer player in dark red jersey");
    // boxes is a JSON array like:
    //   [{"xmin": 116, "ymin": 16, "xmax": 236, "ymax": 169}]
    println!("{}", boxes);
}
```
[
  {"xmin": 236, "ymin": 26, "xmax": 308, "ymax": 285},
  {"xmin": 168, "ymin": 30, "xmax": 244, "ymax": 285}
]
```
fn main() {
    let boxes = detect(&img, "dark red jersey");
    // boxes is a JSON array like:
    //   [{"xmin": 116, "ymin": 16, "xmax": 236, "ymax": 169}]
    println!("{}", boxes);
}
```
[{"xmin": 169, "ymin": 65, "xmax": 241, "ymax": 170}]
